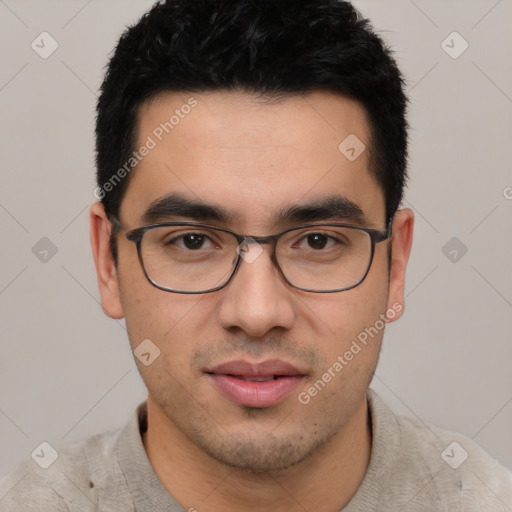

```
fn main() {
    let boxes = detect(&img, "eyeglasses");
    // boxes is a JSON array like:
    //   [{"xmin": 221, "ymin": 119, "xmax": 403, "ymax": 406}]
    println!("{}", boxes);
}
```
[{"xmin": 110, "ymin": 217, "xmax": 392, "ymax": 294}]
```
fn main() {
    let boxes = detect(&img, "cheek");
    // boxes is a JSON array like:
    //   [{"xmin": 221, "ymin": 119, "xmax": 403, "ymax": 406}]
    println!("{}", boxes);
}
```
[
  {"xmin": 308, "ymin": 272, "xmax": 388, "ymax": 338},
  {"xmin": 119, "ymin": 272, "xmax": 215, "ymax": 379},
  {"xmin": 117, "ymin": 246, "xmax": 201, "ymax": 342},
  {"xmin": 120, "ymin": 291, "xmax": 204, "ymax": 404},
  {"xmin": 122, "ymin": 291, "xmax": 199, "ymax": 346},
  {"xmin": 117, "ymin": 240, "xmax": 221, "ymax": 374},
  {"xmin": 299, "ymin": 256, "xmax": 389, "ymax": 368}
]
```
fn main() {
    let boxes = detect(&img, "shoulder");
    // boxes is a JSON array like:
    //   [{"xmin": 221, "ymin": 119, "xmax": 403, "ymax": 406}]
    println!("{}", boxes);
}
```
[
  {"xmin": 0, "ymin": 427, "xmax": 133, "ymax": 512},
  {"xmin": 385, "ymin": 398, "xmax": 512, "ymax": 509},
  {"xmin": 0, "ymin": 463, "xmax": 66, "ymax": 511}
]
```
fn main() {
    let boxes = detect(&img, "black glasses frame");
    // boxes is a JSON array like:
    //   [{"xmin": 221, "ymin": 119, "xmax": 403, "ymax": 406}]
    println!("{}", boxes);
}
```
[{"xmin": 110, "ymin": 217, "xmax": 392, "ymax": 294}]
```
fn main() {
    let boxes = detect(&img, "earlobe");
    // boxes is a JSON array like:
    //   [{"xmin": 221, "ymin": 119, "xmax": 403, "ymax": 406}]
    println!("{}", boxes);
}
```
[
  {"xmin": 386, "ymin": 208, "xmax": 414, "ymax": 322},
  {"xmin": 89, "ymin": 202, "xmax": 125, "ymax": 319}
]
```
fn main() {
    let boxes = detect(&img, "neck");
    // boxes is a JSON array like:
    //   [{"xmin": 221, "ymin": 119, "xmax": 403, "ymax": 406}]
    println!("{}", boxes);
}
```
[{"xmin": 142, "ymin": 396, "xmax": 371, "ymax": 512}]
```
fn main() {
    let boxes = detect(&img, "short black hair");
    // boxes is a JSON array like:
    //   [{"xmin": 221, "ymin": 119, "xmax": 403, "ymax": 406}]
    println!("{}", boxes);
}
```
[{"xmin": 95, "ymin": 0, "xmax": 408, "ymax": 263}]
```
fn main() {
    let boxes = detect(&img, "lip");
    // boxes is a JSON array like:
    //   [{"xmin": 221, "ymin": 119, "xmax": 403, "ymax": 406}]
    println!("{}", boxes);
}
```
[{"xmin": 206, "ymin": 359, "xmax": 306, "ymax": 408}]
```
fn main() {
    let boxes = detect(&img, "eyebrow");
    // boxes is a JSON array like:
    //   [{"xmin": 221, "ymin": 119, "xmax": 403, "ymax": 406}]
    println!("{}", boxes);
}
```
[
  {"xmin": 277, "ymin": 195, "xmax": 366, "ymax": 225},
  {"xmin": 140, "ymin": 193, "xmax": 367, "ymax": 226},
  {"xmin": 141, "ymin": 193, "xmax": 233, "ymax": 224}
]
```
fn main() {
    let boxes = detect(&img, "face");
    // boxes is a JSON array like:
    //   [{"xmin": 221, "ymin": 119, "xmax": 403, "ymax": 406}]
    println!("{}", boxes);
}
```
[{"xmin": 91, "ymin": 89, "xmax": 413, "ymax": 472}]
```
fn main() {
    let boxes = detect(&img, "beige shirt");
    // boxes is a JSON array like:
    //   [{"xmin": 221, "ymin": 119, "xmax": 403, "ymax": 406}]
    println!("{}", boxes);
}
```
[{"xmin": 1, "ymin": 390, "xmax": 511, "ymax": 511}]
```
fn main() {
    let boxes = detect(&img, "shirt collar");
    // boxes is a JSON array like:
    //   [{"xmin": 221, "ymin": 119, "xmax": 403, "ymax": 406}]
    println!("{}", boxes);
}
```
[{"xmin": 116, "ymin": 401, "xmax": 185, "ymax": 511}]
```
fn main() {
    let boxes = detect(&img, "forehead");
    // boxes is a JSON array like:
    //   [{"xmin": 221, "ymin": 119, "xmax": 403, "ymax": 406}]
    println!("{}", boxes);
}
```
[{"xmin": 121, "ymin": 89, "xmax": 385, "ymax": 229}]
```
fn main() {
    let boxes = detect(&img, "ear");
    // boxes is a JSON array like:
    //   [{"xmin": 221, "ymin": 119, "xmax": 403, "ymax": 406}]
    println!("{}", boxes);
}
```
[
  {"xmin": 386, "ymin": 208, "xmax": 414, "ymax": 322},
  {"xmin": 89, "ymin": 202, "xmax": 124, "ymax": 319}
]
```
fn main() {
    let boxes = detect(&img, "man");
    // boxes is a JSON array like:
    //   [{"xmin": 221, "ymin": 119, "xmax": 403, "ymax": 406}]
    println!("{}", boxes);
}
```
[{"xmin": 1, "ymin": 0, "xmax": 511, "ymax": 510}]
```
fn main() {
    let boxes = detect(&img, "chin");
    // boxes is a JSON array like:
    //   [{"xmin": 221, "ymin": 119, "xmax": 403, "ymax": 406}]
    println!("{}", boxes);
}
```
[{"xmin": 191, "ymin": 423, "xmax": 339, "ymax": 473}]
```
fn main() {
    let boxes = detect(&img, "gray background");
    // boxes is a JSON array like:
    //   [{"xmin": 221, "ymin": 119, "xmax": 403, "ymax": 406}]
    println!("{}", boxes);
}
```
[{"xmin": 1, "ymin": 0, "xmax": 511, "ymax": 478}]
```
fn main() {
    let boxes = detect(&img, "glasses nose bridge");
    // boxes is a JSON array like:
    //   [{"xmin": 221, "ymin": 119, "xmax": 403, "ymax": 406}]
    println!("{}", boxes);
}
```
[
  {"xmin": 235, "ymin": 233, "xmax": 282, "ymax": 271},
  {"xmin": 242, "ymin": 233, "xmax": 279, "ymax": 245},
  {"xmin": 238, "ymin": 233, "xmax": 280, "ymax": 255}
]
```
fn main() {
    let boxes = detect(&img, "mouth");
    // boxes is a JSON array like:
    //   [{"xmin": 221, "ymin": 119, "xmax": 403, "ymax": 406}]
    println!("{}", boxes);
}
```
[{"xmin": 205, "ymin": 359, "xmax": 306, "ymax": 408}]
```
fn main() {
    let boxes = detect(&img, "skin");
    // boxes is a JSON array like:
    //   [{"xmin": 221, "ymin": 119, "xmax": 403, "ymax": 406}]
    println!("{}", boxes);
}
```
[{"xmin": 90, "ymin": 89, "xmax": 414, "ymax": 512}]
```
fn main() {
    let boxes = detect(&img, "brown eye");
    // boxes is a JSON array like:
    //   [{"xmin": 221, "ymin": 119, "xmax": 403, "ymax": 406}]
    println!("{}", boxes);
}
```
[
  {"xmin": 165, "ymin": 233, "xmax": 215, "ymax": 250},
  {"xmin": 182, "ymin": 234, "xmax": 206, "ymax": 250},
  {"xmin": 306, "ymin": 234, "xmax": 329, "ymax": 250}
]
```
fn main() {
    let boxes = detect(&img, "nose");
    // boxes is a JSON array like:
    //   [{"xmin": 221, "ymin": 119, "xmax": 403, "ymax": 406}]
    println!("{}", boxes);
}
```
[{"xmin": 217, "ymin": 242, "xmax": 296, "ymax": 338}]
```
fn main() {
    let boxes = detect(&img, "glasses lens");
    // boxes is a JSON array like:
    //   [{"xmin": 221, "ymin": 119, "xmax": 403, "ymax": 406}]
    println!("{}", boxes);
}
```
[
  {"xmin": 140, "ymin": 225, "xmax": 237, "ymax": 292},
  {"xmin": 277, "ymin": 226, "xmax": 372, "ymax": 291}
]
